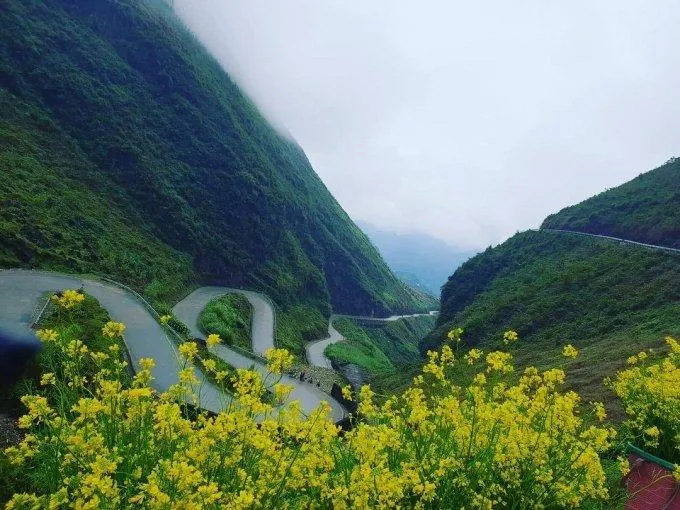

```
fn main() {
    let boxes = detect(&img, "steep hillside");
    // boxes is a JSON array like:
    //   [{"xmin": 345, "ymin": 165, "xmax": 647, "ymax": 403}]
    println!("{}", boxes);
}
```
[
  {"xmin": 424, "ymin": 230, "xmax": 680, "ymax": 402},
  {"xmin": 542, "ymin": 157, "xmax": 680, "ymax": 247},
  {"xmin": 326, "ymin": 315, "xmax": 435, "ymax": 372},
  {"xmin": 327, "ymin": 314, "xmax": 436, "ymax": 386},
  {"xmin": 357, "ymin": 220, "xmax": 474, "ymax": 296},
  {"xmin": 0, "ymin": 0, "xmax": 428, "ymax": 316}
]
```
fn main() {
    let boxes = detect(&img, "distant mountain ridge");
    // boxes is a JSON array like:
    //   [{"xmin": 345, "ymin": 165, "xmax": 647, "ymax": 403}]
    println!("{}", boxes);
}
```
[
  {"xmin": 356, "ymin": 221, "xmax": 475, "ymax": 296},
  {"xmin": 542, "ymin": 157, "xmax": 680, "ymax": 248},
  {"xmin": 424, "ymin": 159, "xmax": 680, "ymax": 404},
  {"xmin": 0, "ymin": 0, "xmax": 432, "ymax": 317}
]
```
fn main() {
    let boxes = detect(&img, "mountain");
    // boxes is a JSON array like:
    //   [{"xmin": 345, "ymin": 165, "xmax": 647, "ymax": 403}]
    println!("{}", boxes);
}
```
[
  {"xmin": 0, "ymin": 0, "xmax": 432, "ymax": 317},
  {"xmin": 424, "ymin": 161, "xmax": 680, "ymax": 404},
  {"xmin": 356, "ymin": 221, "xmax": 475, "ymax": 296},
  {"xmin": 543, "ymin": 157, "xmax": 680, "ymax": 247}
]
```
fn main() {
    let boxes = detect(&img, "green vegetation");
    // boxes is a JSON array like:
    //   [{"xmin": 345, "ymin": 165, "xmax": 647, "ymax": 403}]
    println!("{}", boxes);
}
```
[
  {"xmin": 1, "ymin": 293, "xmax": 129, "ymax": 502},
  {"xmin": 0, "ymin": 0, "xmax": 430, "ymax": 318},
  {"xmin": 0, "ymin": 90, "xmax": 195, "ymax": 307},
  {"xmin": 326, "ymin": 319, "xmax": 394, "ymax": 374},
  {"xmin": 543, "ymin": 157, "xmax": 680, "ymax": 248},
  {"xmin": 198, "ymin": 294, "xmax": 252, "ymax": 350},
  {"xmin": 327, "ymin": 315, "xmax": 436, "ymax": 378},
  {"xmin": 3, "ymin": 296, "xmax": 642, "ymax": 508},
  {"xmin": 425, "ymin": 230, "xmax": 680, "ymax": 406},
  {"xmin": 276, "ymin": 306, "xmax": 328, "ymax": 358}
]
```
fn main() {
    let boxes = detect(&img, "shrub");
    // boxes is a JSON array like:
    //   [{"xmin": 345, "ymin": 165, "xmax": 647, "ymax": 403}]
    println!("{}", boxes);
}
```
[
  {"xmin": 608, "ymin": 337, "xmax": 680, "ymax": 463},
  {"xmin": 3, "ymin": 302, "xmax": 617, "ymax": 508}
]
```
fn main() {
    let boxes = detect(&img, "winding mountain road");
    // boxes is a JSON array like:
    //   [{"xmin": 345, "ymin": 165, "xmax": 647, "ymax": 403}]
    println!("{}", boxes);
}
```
[
  {"xmin": 541, "ymin": 228, "xmax": 680, "ymax": 253},
  {"xmin": 0, "ymin": 271, "xmax": 345, "ymax": 422},
  {"xmin": 0, "ymin": 270, "xmax": 229, "ymax": 414},
  {"xmin": 305, "ymin": 311, "xmax": 438, "ymax": 369},
  {"xmin": 173, "ymin": 287, "xmax": 345, "ymax": 421},
  {"xmin": 6, "ymin": 228, "xmax": 663, "ymax": 420}
]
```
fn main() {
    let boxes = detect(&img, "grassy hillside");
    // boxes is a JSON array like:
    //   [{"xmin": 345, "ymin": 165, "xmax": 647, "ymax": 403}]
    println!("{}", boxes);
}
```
[
  {"xmin": 0, "ymin": 0, "xmax": 429, "ymax": 316},
  {"xmin": 198, "ymin": 294, "xmax": 252, "ymax": 350},
  {"xmin": 425, "ymin": 230, "xmax": 680, "ymax": 404},
  {"xmin": 542, "ymin": 157, "xmax": 680, "ymax": 247},
  {"xmin": 327, "ymin": 314, "xmax": 436, "ymax": 377}
]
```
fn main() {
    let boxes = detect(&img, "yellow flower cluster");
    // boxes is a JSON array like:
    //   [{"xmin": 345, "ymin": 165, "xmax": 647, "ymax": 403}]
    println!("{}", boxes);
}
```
[
  {"xmin": 562, "ymin": 344, "xmax": 579, "ymax": 359},
  {"xmin": 159, "ymin": 314, "xmax": 172, "ymax": 326},
  {"xmin": 447, "ymin": 327, "xmax": 464, "ymax": 342},
  {"xmin": 36, "ymin": 328, "xmax": 58, "ymax": 343},
  {"xmin": 179, "ymin": 341, "xmax": 199, "ymax": 360},
  {"xmin": 3, "ymin": 315, "xmax": 621, "ymax": 509},
  {"xmin": 102, "ymin": 320, "xmax": 126, "ymax": 338},
  {"xmin": 608, "ymin": 337, "xmax": 680, "ymax": 463},
  {"xmin": 502, "ymin": 329, "xmax": 518, "ymax": 345},
  {"xmin": 206, "ymin": 333, "xmax": 221, "ymax": 348},
  {"xmin": 264, "ymin": 347, "xmax": 294, "ymax": 374},
  {"xmin": 51, "ymin": 289, "xmax": 85, "ymax": 309}
]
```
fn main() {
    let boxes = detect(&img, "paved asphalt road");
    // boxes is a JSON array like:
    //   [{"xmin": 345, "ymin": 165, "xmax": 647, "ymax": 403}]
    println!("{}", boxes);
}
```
[
  {"xmin": 173, "ymin": 286, "xmax": 275, "ymax": 355},
  {"xmin": 173, "ymin": 287, "xmax": 346, "ymax": 422},
  {"xmin": 541, "ymin": 228, "xmax": 680, "ymax": 253},
  {"xmin": 0, "ymin": 270, "xmax": 230, "ymax": 414},
  {"xmin": 305, "ymin": 311, "xmax": 438, "ymax": 369},
  {"xmin": 305, "ymin": 319, "xmax": 344, "ymax": 369}
]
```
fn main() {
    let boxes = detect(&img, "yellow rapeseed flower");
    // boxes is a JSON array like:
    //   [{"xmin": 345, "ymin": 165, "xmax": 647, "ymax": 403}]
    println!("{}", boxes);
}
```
[
  {"xmin": 273, "ymin": 383, "xmax": 294, "ymax": 402},
  {"xmin": 52, "ymin": 289, "xmax": 85, "ymax": 310},
  {"xmin": 592, "ymin": 402, "xmax": 607, "ymax": 422},
  {"xmin": 179, "ymin": 367, "xmax": 199, "ymax": 386},
  {"xmin": 464, "ymin": 348, "xmax": 483, "ymax": 365},
  {"xmin": 447, "ymin": 327, "xmax": 464, "ymax": 343},
  {"xmin": 178, "ymin": 342, "xmax": 198, "ymax": 360},
  {"xmin": 202, "ymin": 358, "xmax": 217, "ymax": 372},
  {"xmin": 206, "ymin": 333, "xmax": 221, "ymax": 348},
  {"xmin": 102, "ymin": 321, "xmax": 126, "ymax": 339},
  {"xmin": 617, "ymin": 456, "xmax": 631, "ymax": 477},
  {"xmin": 264, "ymin": 347, "xmax": 294, "ymax": 374},
  {"xmin": 485, "ymin": 351, "xmax": 513, "ymax": 374},
  {"xmin": 502, "ymin": 330, "xmax": 518, "ymax": 345},
  {"xmin": 40, "ymin": 373, "xmax": 55, "ymax": 386},
  {"xmin": 36, "ymin": 329, "xmax": 58, "ymax": 343},
  {"xmin": 139, "ymin": 357, "xmax": 155, "ymax": 371},
  {"xmin": 644, "ymin": 426, "xmax": 660, "ymax": 439},
  {"xmin": 562, "ymin": 344, "xmax": 579, "ymax": 359},
  {"xmin": 341, "ymin": 385, "xmax": 353, "ymax": 401}
]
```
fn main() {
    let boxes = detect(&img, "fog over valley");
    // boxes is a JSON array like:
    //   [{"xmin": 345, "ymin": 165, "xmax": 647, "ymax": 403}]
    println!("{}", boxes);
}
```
[{"xmin": 174, "ymin": 0, "xmax": 680, "ymax": 250}]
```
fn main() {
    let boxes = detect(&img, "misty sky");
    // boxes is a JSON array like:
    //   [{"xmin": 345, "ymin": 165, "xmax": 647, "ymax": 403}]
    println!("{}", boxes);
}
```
[{"xmin": 173, "ymin": 0, "xmax": 680, "ymax": 250}]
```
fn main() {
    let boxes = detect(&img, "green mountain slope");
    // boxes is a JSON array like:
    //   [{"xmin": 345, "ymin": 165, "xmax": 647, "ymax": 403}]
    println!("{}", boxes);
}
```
[
  {"xmin": 542, "ymin": 157, "xmax": 680, "ymax": 247},
  {"xmin": 328, "ymin": 315, "xmax": 437, "ymax": 375},
  {"xmin": 0, "ymin": 0, "xmax": 429, "ymax": 316},
  {"xmin": 426, "ymin": 231, "xmax": 680, "ymax": 403}
]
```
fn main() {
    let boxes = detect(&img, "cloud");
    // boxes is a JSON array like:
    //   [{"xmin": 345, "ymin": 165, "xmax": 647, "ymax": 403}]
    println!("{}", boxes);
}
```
[{"xmin": 174, "ymin": 0, "xmax": 680, "ymax": 250}]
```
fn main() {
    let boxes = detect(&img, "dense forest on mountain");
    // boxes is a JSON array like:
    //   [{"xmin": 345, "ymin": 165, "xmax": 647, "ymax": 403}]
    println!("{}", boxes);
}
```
[
  {"xmin": 0, "ymin": 0, "xmax": 433, "ymax": 317},
  {"xmin": 542, "ymin": 157, "xmax": 680, "ymax": 248},
  {"xmin": 424, "ymin": 159, "xmax": 680, "ymax": 403},
  {"xmin": 425, "ymin": 230, "xmax": 680, "ymax": 403}
]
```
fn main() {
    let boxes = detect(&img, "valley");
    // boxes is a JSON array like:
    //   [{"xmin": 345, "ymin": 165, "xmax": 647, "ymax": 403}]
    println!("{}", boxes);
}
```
[{"xmin": 1, "ymin": 0, "xmax": 680, "ymax": 507}]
